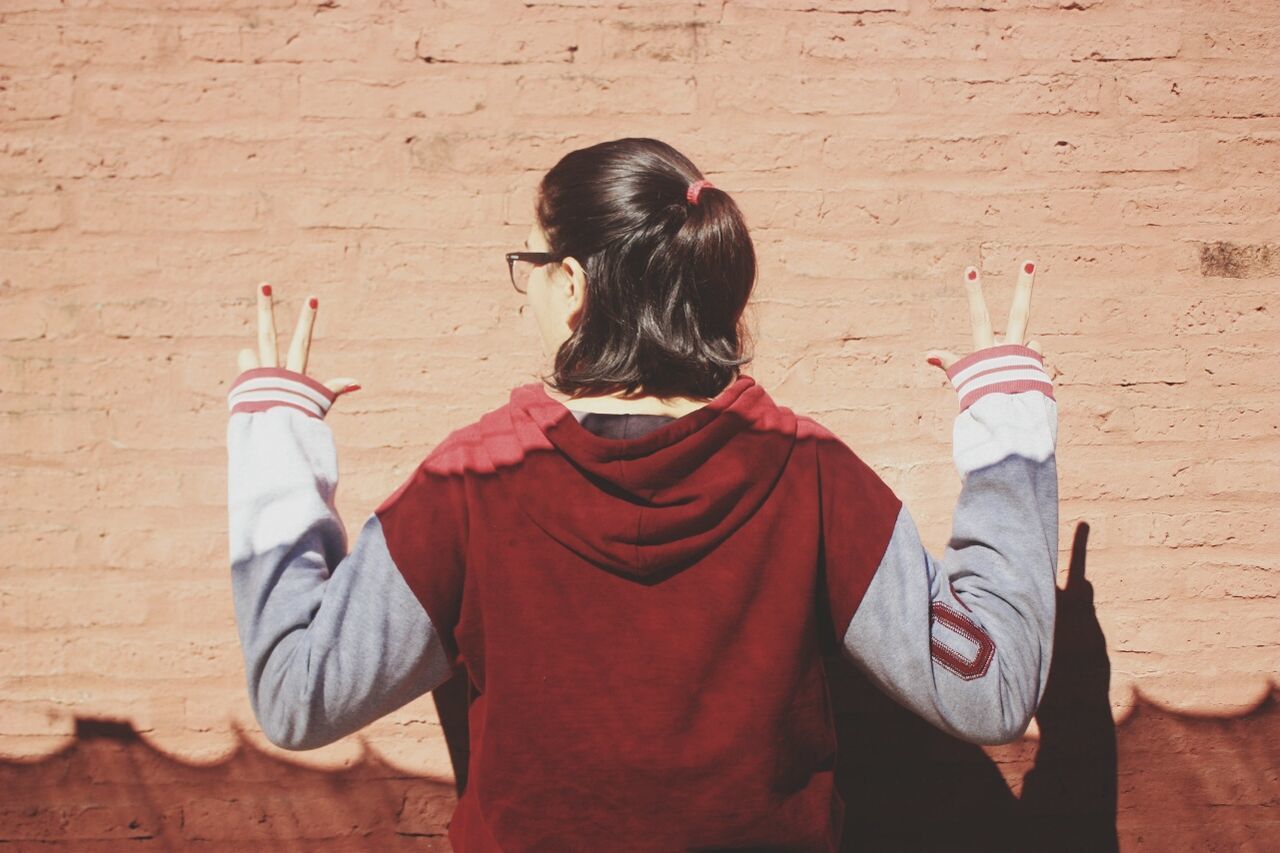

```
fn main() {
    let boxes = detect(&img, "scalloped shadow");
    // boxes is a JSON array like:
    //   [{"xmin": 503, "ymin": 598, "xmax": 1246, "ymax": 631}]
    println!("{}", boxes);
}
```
[{"xmin": 2, "ymin": 521, "xmax": 1276, "ymax": 850}]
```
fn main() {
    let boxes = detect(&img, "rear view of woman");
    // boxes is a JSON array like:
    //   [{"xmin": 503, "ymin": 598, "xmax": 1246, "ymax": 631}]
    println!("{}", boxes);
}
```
[{"xmin": 225, "ymin": 137, "xmax": 1058, "ymax": 851}]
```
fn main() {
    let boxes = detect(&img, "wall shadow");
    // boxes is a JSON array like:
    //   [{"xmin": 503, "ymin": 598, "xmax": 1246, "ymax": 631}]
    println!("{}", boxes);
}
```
[
  {"xmin": 827, "ymin": 520, "xmax": 1277, "ymax": 852},
  {"xmin": 3, "ymin": 523, "xmax": 1277, "ymax": 849},
  {"xmin": 829, "ymin": 520, "xmax": 1116, "ymax": 851}
]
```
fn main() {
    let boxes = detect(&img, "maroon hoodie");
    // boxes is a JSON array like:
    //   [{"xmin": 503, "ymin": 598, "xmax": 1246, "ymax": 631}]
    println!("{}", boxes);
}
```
[{"xmin": 376, "ymin": 373, "xmax": 901, "ymax": 850}]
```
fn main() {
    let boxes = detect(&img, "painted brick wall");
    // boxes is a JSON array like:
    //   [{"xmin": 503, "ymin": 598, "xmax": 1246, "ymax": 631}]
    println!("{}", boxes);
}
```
[{"xmin": 1, "ymin": 0, "xmax": 1276, "ymax": 849}]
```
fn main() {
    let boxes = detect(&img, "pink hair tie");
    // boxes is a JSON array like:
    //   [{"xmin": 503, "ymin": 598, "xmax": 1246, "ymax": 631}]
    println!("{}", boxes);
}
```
[{"xmin": 686, "ymin": 179, "xmax": 714, "ymax": 205}]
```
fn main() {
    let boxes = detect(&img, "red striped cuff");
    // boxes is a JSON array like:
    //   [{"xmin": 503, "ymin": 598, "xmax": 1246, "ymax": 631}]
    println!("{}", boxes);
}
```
[
  {"xmin": 944, "ymin": 343, "xmax": 1055, "ymax": 413},
  {"xmin": 227, "ymin": 367, "xmax": 338, "ymax": 420}
]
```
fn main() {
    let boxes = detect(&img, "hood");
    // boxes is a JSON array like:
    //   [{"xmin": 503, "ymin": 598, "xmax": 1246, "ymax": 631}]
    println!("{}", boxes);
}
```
[{"xmin": 494, "ymin": 374, "xmax": 798, "ymax": 581}]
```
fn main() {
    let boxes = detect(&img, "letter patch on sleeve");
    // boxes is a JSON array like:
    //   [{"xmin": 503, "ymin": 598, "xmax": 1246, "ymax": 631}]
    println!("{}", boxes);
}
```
[{"xmin": 930, "ymin": 601, "xmax": 995, "ymax": 681}]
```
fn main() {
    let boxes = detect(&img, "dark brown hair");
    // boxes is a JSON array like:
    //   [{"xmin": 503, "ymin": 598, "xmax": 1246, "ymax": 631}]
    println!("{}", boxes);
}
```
[{"xmin": 535, "ymin": 138, "xmax": 756, "ymax": 401}]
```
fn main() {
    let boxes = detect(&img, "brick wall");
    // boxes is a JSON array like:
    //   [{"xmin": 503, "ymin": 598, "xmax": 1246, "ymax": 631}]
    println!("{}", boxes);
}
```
[{"xmin": 1, "ymin": 0, "xmax": 1276, "ymax": 849}]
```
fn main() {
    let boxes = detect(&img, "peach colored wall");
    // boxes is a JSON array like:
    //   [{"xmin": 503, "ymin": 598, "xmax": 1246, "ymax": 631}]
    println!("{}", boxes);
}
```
[{"xmin": 1, "ymin": 0, "xmax": 1276, "ymax": 849}]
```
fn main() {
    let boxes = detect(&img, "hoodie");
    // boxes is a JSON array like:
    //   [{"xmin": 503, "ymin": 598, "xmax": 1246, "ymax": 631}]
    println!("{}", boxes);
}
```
[{"xmin": 226, "ymin": 343, "xmax": 1058, "ymax": 851}]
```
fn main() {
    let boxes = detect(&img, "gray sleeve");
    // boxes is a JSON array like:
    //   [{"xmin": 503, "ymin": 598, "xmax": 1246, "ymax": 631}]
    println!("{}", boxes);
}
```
[
  {"xmin": 226, "ymin": 368, "xmax": 455, "ymax": 751},
  {"xmin": 840, "ymin": 343, "xmax": 1058, "ymax": 745}
]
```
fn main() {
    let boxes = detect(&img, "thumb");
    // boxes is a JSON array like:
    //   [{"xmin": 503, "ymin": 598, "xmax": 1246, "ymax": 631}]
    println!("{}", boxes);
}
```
[
  {"xmin": 925, "ymin": 349, "xmax": 960, "ymax": 372},
  {"xmin": 1025, "ymin": 341, "xmax": 1061, "ymax": 380},
  {"xmin": 323, "ymin": 377, "xmax": 361, "ymax": 396}
]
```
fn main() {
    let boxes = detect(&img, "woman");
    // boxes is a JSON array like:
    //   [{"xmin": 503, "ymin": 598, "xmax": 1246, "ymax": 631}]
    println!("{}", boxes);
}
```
[{"xmin": 226, "ymin": 138, "xmax": 1058, "ymax": 851}]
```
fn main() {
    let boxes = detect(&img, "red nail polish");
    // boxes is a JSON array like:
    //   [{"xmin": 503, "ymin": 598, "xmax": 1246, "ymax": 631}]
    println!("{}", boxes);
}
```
[
  {"xmin": 927, "ymin": 357, "xmax": 942, "ymax": 367},
  {"xmin": 261, "ymin": 284, "xmax": 272, "ymax": 296},
  {"xmin": 967, "ymin": 270, "xmax": 977, "ymax": 281},
  {"xmin": 309, "ymin": 297, "xmax": 318, "ymax": 309},
  {"xmin": 1024, "ymin": 262, "xmax": 1035, "ymax": 274},
  {"xmin": 345, "ymin": 384, "xmax": 361, "ymax": 394}
]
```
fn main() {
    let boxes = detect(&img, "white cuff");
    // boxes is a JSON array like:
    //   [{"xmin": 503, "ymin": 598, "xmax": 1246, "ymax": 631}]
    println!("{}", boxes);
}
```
[{"xmin": 953, "ymin": 391, "xmax": 1058, "ymax": 477}]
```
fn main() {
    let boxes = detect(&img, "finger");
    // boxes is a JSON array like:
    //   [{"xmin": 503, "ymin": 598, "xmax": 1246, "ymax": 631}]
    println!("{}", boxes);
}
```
[
  {"xmin": 257, "ymin": 282, "xmax": 278, "ymax": 368},
  {"xmin": 963, "ymin": 266, "xmax": 995, "ymax": 351},
  {"xmin": 287, "ymin": 295, "xmax": 318, "ymax": 374},
  {"xmin": 323, "ymin": 377, "xmax": 361, "ymax": 395},
  {"xmin": 1004, "ymin": 259, "xmax": 1036, "ymax": 345},
  {"xmin": 237, "ymin": 348, "xmax": 259, "ymax": 373},
  {"xmin": 1026, "ymin": 339, "xmax": 1042, "ymax": 354},
  {"xmin": 925, "ymin": 349, "xmax": 962, "ymax": 371}
]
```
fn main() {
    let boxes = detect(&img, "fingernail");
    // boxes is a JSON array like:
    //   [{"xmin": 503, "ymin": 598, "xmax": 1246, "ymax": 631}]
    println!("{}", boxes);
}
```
[
  {"xmin": 345, "ymin": 384, "xmax": 361, "ymax": 394},
  {"xmin": 927, "ymin": 357, "xmax": 942, "ymax": 367},
  {"xmin": 1024, "ymin": 261, "xmax": 1035, "ymax": 274},
  {"xmin": 966, "ymin": 268, "xmax": 977, "ymax": 281},
  {"xmin": 261, "ymin": 283, "xmax": 272, "ymax": 296},
  {"xmin": 309, "ymin": 297, "xmax": 318, "ymax": 309}
]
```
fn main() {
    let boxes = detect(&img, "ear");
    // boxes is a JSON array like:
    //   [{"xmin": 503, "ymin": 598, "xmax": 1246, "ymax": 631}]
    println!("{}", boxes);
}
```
[{"xmin": 562, "ymin": 257, "xmax": 588, "ymax": 327}]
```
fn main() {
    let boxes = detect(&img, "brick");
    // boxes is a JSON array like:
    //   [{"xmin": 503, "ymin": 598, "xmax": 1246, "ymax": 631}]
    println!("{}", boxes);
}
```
[
  {"xmin": 66, "ymin": 635, "xmax": 239, "ymax": 681},
  {"xmin": 931, "ymin": 0, "xmax": 1104, "ymax": 6},
  {"xmin": 0, "ymin": 192, "xmax": 61, "ymax": 233},
  {"xmin": 83, "ymin": 74, "xmax": 292, "ymax": 123},
  {"xmin": 0, "ymin": 24, "xmax": 163, "ymax": 68},
  {"xmin": 905, "ymin": 188, "xmax": 1127, "ymax": 230},
  {"xmin": 0, "ymin": 575, "xmax": 157, "ymax": 632},
  {"xmin": 1120, "ymin": 73, "xmax": 1280, "ymax": 118},
  {"xmin": 183, "ymin": 795, "xmax": 371, "ymax": 841},
  {"xmin": 824, "ymin": 134, "xmax": 1011, "ymax": 174},
  {"xmin": 420, "ymin": 20, "xmax": 592, "ymax": 64},
  {"xmin": 290, "ymin": 186, "xmax": 502, "ymax": 231},
  {"xmin": 146, "ymin": 240, "xmax": 354, "ymax": 294},
  {"xmin": 737, "ymin": 0, "xmax": 910, "ymax": 9},
  {"xmin": 517, "ymin": 72, "xmax": 696, "ymax": 116},
  {"xmin": 1208, "ymin": 132, "xmax": 1280, "ymax": 178},
  {"xmin": 399, "ymin": 787, "xmax": 460, "ymax": 836},
  {"xmin": 0, "ymin": 134, "xmax": 176, "ymax": 180},
  {"xmin": 60, "ymin": 799, "xmax": 161, "ymax": 840},
  {"xmin": 176, "ymin": 132, "xmax": 403, "ymax": 182},
  {"xmin": 1191, "ymin": 20, "xmax": 1280, "ymax": 60},
  {"xmin": 1123, "ymin": 188, "xmax": 1280, "ymax": 227},
  {"xmin": 1019, "ymin": 131, "xmax": 1198, "ymax": 173},
  {"xmin": 77, "ymin": 0, "xmax": 296, "ymax": 9},
  {"xmin": 0, "ymin": 247, "xmax": 152, "ymax": 291},
  {"xmin": 1147, "ymin": 509, "xmax": 1277, "ymax": 549},
  {"xmin": 1195, "ymin": 242, "xmax": 1280, "ymax": 279},
  {"xmin": 0, "ymin": 409, "xmax": 110, "ymax": 455},
  {"xmin": 1200, "ymin": 345, "xmax": 1275, "ymax": 385},
  {"xmin": 300, "ymin": 74, "xmax": 488, "ymax": 120},
  {"xmin": 0, "ymin": 73, "xmax": 73, "ymax": 122},
  {"xmin": 695, "ymin": 17, "xmax": 792, "ymax": 63},
  {"xmin": 800, "ymin": 20, "xmax": 989, "ymax": 63},
  {"xmin": 709, "ymin": 73, "xmax": 898, "ymax": 115},
  {"xmin": 1005, "ymin": 22, "xmax": 1182, "ymax": 61},
  {"xmin": 78, "ymin": 192, "xmax": 265, "ymax": 233},
  {"xmin": 1208, "ymin": 397, "xmax": 1280, "ymax": 440},
  {"xmin": 0, "ymin": 291, "xmax": 91, "ymax": 340},
  {"xmin": 178, "ymin": 19, "xmax": 399, "ymax": 65},
  {"xmin": 915, "ymin": 74, "xmax": 1104, "ymax": 116}
]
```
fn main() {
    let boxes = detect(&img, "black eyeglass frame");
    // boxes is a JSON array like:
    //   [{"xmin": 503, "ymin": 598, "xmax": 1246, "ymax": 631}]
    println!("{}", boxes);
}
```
[{"xmin": 506, "ymin": 251, "xmax": 565, "ymax": 294}]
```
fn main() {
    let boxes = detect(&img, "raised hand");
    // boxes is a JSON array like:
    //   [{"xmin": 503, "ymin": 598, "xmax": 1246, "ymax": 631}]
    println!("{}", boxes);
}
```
[
  {"xmin": 925, "ymin": 260, "xmax": 1057, "ymax": 379},
  {"xmin": 236, "ymin": 282, "xmax": 360, "ymax": 397}
]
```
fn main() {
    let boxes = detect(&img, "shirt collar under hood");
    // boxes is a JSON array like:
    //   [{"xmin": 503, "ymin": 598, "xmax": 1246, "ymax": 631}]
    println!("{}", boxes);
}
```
[{"xmin": 494, "ymin": 374, "xmax": 798, "ymax": 581}]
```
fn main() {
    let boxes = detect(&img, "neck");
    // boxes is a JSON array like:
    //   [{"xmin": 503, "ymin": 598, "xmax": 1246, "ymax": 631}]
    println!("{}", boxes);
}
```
[{"xmin": 544, "ymin": 386, "xmax": 711, "ymax": 417}]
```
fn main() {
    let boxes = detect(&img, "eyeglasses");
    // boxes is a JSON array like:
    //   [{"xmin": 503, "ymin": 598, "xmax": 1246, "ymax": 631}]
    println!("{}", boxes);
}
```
[{"xmin": 506, "ymin": 251, "xmax": 563, "ymax": 294}]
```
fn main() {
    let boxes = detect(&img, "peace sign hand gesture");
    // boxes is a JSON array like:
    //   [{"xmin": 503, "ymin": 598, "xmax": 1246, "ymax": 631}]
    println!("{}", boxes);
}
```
[
  {"xmin": 227, "ymin": 283, "xmax": 361, "ymax": 421},
  {"xmin": 925, "ymin": 261, "xmax": 1058, "ymax": 413},
  {"xmin": 925, "ymin": 261, "xmax": 1044, "ymax": 369}
]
